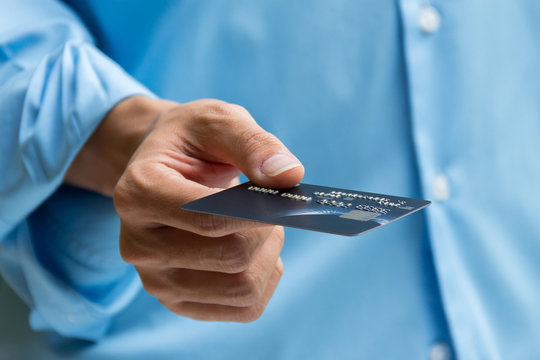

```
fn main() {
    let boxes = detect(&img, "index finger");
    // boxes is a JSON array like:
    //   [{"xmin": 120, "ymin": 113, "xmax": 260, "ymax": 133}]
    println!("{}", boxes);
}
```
[{"xmin": 114, "ymin": 160, "xmax": 263, "ymax": 237}]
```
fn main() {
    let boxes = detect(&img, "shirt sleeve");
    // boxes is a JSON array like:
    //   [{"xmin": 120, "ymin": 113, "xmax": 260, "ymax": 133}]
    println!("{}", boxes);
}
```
[{"xmin": 0, "ymin": 0, "xmax": 153, "ymax": 340}]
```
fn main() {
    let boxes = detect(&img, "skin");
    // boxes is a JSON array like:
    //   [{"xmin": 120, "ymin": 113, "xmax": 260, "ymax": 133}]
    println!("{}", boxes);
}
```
[{"xmin": 65, "ymin": 96, "xmax": 304, "ymax": 322}]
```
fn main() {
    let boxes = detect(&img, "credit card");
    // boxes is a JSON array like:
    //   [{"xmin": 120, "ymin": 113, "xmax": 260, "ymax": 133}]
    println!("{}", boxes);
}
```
[{"xmin": 181, "ymin": 182, "xmax": 431, "ymax": 236}]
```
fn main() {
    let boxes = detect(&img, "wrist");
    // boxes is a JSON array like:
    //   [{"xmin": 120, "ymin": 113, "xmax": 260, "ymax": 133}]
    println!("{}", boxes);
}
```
[{"xmin": 65, "ymin": 95, "xmax": 176, "ymax": 196}]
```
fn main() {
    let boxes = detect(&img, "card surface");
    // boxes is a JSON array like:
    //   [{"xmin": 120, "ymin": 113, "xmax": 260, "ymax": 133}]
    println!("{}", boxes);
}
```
[{"xmin": 181, "ymin": 182, "xmax": 431, "ymax": 236}]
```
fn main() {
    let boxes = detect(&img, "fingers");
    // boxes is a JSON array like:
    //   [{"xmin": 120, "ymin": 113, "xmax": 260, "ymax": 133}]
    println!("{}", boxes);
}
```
[
  {"xmin": 167, "ymin": 99, "xmax": 305, "ymax": 188},
  {"xmin": 165, "ymin": 259, "xmax": 283, "ymax": 322},
  {"xmin": 114, "ymin": 161, "xmax": 261, "ymax": 236},
  {"xmin": 114, "ymin": 99, "xmax": 304, "ymax": 235},
  {"xmin": 119, "ymin": 224, "xmax": 276, "ymax": 273},
  {"xmin": 112, "ymin": 99, "xmax": 296, "ymax": 323},
  {"xmin": 136, "ymin": 226, "xmax": 283, "ymax": 307},
  {"xmin": 132, "ymin": 226, "xmax": 285, "ymax": 322}
]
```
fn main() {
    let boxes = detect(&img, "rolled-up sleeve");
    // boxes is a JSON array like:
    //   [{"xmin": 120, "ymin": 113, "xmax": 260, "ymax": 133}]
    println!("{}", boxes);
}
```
[{"xmin": 0, "ymin": 0, "xmax": 153, "ymax": 340}]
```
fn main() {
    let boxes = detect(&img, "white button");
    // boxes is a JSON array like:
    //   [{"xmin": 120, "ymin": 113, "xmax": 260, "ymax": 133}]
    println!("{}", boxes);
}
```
[
  {"xmin": 430, "ymin": 342, "xmax": 451, "ymax": 360},
  {"xmin": 418, "ymin": 5, "xmax": 441, "ymax": 34},
  {"xmin": 432, "ymin": 174, "xmax": 450, "ymax": 202}
]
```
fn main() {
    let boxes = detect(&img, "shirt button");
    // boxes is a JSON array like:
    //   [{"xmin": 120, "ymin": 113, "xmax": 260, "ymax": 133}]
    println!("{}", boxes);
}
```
[
  {"xmin": 429, "ymin": 341, "xmax": 451, "ymax": 360},
  {"xmin": 432, "ymin": 174, "xmax": 451, "ymax": 202},
  {"xmin": 418, "ymin": 5, "xmax": 441, "ymax": 34}
]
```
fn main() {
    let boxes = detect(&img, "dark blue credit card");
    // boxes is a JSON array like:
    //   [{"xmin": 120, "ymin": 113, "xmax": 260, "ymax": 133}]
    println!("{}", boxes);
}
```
[{"xmin": 181, "ymin": 182, "xmax": 430, "ymax": 236}]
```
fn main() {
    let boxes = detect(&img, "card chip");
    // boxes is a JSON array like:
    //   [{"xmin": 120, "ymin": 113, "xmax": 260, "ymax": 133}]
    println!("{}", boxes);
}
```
[{"xmin": 340, "ymin": 209, "xmax": 380, "ymax": 222}]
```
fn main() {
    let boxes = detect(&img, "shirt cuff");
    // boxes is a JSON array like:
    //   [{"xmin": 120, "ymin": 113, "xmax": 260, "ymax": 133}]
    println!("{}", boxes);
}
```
[
  {"xmin": 0, "ymin": 40, "xmax": 156, "ymax": 239},
  {"xmin": 0, "ymin": 40, "xmax": 153, "ymax": 340}
]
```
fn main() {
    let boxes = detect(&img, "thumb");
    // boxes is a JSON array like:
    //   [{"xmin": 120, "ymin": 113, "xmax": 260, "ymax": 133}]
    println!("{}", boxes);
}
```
[
  {"xmin": 243, "ymin": 132, "xmax": 305, "ymax": 188},
  {"xmin": 203, "ymin": 104, "xmax": 304, "ymax": 188}
]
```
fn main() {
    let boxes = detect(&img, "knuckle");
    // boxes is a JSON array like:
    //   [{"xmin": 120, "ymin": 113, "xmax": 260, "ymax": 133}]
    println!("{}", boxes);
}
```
[
  {"xmin": 238, "ymin": 304, "xmax": 265, "ymax": 323},
  {"xmin": 113, "ymin": 177, "xmax": 133, "ymax": 218},
  {"xmin": 191, "ymin": 100, "xmax": 253, "ymax": 133},
  {"xmin": 231, "ymin": 271, "xmax": 264, "ymax": 307},
  {"xmin": 118, "ymin": 241, "xmax": 137, "ymax": 264},
  {"xmin": 201, "ymin": 100, "xmax": 249, "ymax": 119},
  {"xmin": 275, "ymin": 260, "xmax": 284, "ymax": 278},
  {"xmin": 216, "ymin": 233, "xmax": 253, "ymax": 273},
  {"xmin": 139, "ymin": 275, "xmax": 170, "ymax": 301},
  {"xmin": 113, "ymin": 162, "xmax": 153, "ymax": 219},
  {"xmin": 118, "ymin": 232, "xmax": 143, "ymax": 265},
  {"xmin": 166, "ymin": 301, "xmax": 190, "ymax": 317},
  {"xmin": 118, "ymin": 228, "xmax": 157, "ymax": 266},
  {"xmin": 166, "ymin": 301, "xmax": 208, "ymax": 322},
  {"xmin": 119, "ymin": 242, "xmax": 150, "ymax": 266},
  {"xmin": 241, "ymin": 128, "xmax": 281, "ymax": 155},
  {"xmin": 141, "ymin": 281, "xmax": 162, "ymax": 299},
  {"xmin": 126, "ymin": 161, "xmax": 155, "ymax": 195},
  {"xmin": 225, "ymin": 103, "xmax": 251, "ymax": 118}
]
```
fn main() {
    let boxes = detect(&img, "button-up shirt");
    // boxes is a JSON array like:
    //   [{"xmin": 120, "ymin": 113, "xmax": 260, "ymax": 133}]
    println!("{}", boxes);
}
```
[{"xmin": 1, "ymin": 0, "xmax": 539, "ymax": 359}]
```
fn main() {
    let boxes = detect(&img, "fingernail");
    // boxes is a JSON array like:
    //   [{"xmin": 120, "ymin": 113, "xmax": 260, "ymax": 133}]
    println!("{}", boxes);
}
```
[{"xmin": 261, "ymin": 154, "xmax": 302, "ymax": 177}]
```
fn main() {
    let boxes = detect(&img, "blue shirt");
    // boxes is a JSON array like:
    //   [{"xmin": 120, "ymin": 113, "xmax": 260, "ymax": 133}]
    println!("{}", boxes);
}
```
[{"xmin": 1, "ymin": 0, "xmax": 539, "ymax": 359}]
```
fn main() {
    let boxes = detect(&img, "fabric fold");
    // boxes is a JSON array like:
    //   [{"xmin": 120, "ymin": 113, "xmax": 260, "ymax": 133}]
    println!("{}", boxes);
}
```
[{"xmin": 0, "ymin": 4, "xmax": 153, "ymax": 340}]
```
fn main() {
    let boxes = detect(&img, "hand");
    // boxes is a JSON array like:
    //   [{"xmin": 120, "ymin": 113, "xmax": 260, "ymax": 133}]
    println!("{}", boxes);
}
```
[
  {"xmin": 65, "ymin": 96, "xmax": 177, "ymax": 196},
  {"xmin": 112, "ymin": 99, "xmax": 304, "ymax": 321}
]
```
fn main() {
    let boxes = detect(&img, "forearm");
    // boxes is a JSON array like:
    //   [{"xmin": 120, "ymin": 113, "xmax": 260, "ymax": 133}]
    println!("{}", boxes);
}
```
[{"xmin": 64, "ymin": 96, "xmax": 176, "ymax": 197}]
